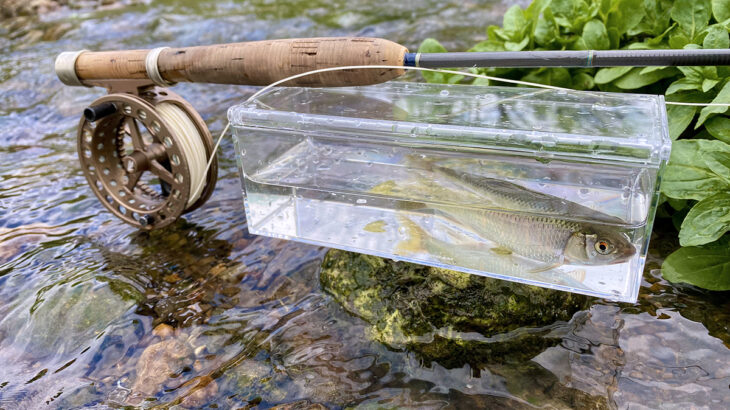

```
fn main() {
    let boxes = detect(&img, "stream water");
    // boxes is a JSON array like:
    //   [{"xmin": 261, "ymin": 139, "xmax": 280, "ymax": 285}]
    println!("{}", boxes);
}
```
[{"xmin": 1, "ymin": 1, "xmax": 729, "ymax": 408}]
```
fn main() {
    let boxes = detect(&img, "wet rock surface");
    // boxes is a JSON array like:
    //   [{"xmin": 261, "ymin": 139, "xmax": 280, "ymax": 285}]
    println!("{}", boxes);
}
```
[{"xmin": 320, "ymin": 249, "xmax": 590, "ymax": 348}]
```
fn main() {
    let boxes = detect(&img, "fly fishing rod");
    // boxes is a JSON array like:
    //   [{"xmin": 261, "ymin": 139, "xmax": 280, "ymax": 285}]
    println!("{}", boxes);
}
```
[{"xmin": 55, "ymin": 37, "xmax": 730, "ymax": 230}]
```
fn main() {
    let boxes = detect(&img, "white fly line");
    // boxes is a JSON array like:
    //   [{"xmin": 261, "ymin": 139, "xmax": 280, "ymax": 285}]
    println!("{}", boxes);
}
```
[{"xmin": 156, "ymin": 102, "xmax": 208, "ymax": 208}]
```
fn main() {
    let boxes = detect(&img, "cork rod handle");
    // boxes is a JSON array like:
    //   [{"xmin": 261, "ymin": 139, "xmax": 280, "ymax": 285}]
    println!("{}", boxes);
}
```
[{"xmin": 61, "ymin": 37, "xmax": 408, "ymax": 87}]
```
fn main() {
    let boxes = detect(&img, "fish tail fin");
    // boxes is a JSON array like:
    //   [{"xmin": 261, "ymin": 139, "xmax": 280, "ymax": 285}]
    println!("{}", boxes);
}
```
[{"xmin": 395, "ymin": 216, "xmax": 427, "ymax": 255}]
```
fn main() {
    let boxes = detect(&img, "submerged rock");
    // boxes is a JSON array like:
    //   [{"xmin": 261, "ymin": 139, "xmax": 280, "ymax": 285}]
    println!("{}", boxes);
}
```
[
  {"xmin": 128, "ymin": 337, "xmax": 194, "ymax": 402},
  {"xmin": 1, "ymin": 0, "xmax": 147, "ymax": 19},
  {"xmin": 320, "ymin": 249, "xmax": 590, "ymax": 367},
  {"xmin": 0, "ymin": 278, "xmax": 138, "ymax": 358},
  {"xmin": 270, "ymin": 399, "xmax": 328, "ymax": 410},
  {"xmin": 1, "ymin": 0, "xmax": 60, "ymax": 18},
  {"xmin": 125, "ymin": 324, "xmax": 222, "ymax": 408}
]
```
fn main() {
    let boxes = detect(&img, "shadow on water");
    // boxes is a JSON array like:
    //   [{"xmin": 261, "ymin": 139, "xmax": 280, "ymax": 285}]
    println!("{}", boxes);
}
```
[{"xmin": 1, "ymin": 0, "xmax": 730, "ymax": 408}]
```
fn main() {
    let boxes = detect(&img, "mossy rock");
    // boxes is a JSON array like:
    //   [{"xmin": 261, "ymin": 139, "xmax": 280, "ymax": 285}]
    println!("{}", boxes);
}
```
[{"xmin": 320, "ymin": 249, "xmax": 591, "ymax": 367}]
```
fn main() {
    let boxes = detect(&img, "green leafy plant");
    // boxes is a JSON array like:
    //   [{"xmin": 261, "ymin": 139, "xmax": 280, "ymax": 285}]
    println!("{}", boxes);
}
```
[{"xmin": 418, "ymin": 0, "xmax": 730, "ymax": 291}]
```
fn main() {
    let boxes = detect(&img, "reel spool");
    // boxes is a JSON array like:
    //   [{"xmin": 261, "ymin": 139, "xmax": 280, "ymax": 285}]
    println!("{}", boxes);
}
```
[{"xmin": 78, "ymin": 87, "xmax": 217, "ymax": 230}]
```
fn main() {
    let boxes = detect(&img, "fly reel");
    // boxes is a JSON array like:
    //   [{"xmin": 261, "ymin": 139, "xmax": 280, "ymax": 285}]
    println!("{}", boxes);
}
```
[{"xmin": 78, "ymin": 86, "xmax": 217, "ymax": 230}]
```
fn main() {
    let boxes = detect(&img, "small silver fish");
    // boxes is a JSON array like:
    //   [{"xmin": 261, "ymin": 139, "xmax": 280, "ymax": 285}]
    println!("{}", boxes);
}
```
[
  {"xmin": 436, "ymin": 204, "xmax": 635, "ymax": 266},
  {"xmin": 427, "ymin": 165, "xmax": 636, "ymax": 266},
  {"xmin": 395, "ymin": 216, "xmax": 588, "ymax": 287}
]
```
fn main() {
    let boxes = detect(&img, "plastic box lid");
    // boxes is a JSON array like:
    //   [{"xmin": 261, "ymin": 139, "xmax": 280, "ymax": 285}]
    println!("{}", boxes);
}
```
[{"xmin": 229, "ymin": 82, "xmax": 671, "ymax": 166}]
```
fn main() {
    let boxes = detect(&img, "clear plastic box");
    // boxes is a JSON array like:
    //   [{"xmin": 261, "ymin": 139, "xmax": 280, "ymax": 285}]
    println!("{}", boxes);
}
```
[{"xmin": 228, "ymin": 82, "xmax": 670, "ymax": 302}]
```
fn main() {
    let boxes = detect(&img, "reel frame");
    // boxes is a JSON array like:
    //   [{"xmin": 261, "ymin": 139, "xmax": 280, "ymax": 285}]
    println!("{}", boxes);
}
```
[{"xmin": 77, "ymin": 81, "xmax": 217, "ymax": 230}]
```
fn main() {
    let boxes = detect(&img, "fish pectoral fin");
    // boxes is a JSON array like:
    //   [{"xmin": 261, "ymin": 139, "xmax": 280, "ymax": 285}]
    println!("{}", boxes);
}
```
[
  {"xmin": 565, "ymin": 269, "xmax": 587, "ymax": 283},
  {"xmin": 490, "ymin": 247, "xmax": 512, "ymax": 256},
  {"xmin": 528, "ymin": 262, "xmax": 563, "ymax": 274}
]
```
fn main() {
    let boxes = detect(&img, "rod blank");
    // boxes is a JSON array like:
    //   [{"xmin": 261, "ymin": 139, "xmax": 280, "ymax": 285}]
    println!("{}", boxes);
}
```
[{"xmin": 408, "ymin": 49, "xmax": 730, "ymax": 68}]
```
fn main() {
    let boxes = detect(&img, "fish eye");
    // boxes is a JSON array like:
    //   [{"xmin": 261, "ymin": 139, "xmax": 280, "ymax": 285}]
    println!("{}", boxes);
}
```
[{"xmin": 595, "ymin": 240, "xmax": 612, "ymax": 255}]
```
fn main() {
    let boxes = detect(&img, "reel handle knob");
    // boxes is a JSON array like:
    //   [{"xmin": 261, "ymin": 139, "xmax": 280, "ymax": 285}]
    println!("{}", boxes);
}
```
[{"xmin": 84, "ymin": 102, "xmax": 117, "ymax": 122}]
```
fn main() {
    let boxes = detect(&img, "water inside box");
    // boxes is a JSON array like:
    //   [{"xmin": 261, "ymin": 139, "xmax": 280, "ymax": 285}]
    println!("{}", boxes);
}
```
[{"xmin": 229, "ymin": 82, "xmax": 670, "ymax": 302}]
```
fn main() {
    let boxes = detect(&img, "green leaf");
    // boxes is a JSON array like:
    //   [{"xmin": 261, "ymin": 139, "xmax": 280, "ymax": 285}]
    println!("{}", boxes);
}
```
[
  {"xmin": 607, "ymin": 26, "xmax": 621, "ymax": 49},
  {"xmin": 606, "ymin": 0, "xmax": 645, "ymax": 36},
  {"xmin": 677, "ymin": 65, "xmax": 718, "ymax": 83},
  {"xmin": 666, "ymin": 77, "xmax": 701, "ymax": 94},
  {"xmin": 705, "ymin": 115, "xmax": 730, "ymax": 143},
  {"xmin": 668, "ymin": 197, "xmax": 689, "ymax": 211},
  {"xmin": 503, "ymin": 5, "xmax": 528, "ymax": 41},
  {"xmin": 697, "ymin": 80, "xmax": 730, "ymax": 127},
  {"xmin": 417, "ymin": 39, "xmax": 465, "ymax": 84},
  {"xmin": 572, "ymin": 72, "xmax": 595, "ymax": 90},
  {"xmin": 673, "ymin": 206, "xmax": 691, "ymax": 230},
  {"xmin": 703, "ymin": 149, "xmax": 730, "ymax": 182},
  {"xmin": 468, "ymin": 40, "xmax": 505, "ymax": 52},
  {"xmin": 667, "ymin": 104, "xmax": 697, "ymax": 139},
  {"xmin": 505, "ymin": 36, "xmax": 530, "ymax": 51},
  {"xmin": 668, "ymin": 30, "xmax": 692, "ymax": 48},
  {"xmin": 594, "ymin": 66, "xmax": 633, "ymax": 84},
  {"xmin": 524, "ymin": 0, "xmax": 552, "ymax": 42},
  {"xmin": 612, "ymin": 67, "xmax": 678, "ymax": 89},
  {"xmin": 418, "ymin": 37, "xmax": 447, "ymax": 53},
  {"xmin": 521, "ymin": 67, "xmax": 573, "ymax": 88},
  {"xmin": 552, "ymin": 0, "xmax": 600, "ymax": 32},
  {"xmin": 712, "ymin": 0, "xmax": 730, "ymax": 22},
  {"xmin": 487, "ymin": 25, "xmax": 503, "ymax": 40},
  {"xmin": 629, "ymin": 0, "xmax": 674, "ymax": 36},
  {"xmin": 683, "ymin": 42, "xmax": 703, "ymax": 49},
  {"xmin": 703, "ymin": 24, "xmax": 730, "ymax": 48},
  {"xmin": 471, "ymin": 77, "xmax": 491, "ymax": 86},
  {"xmin": 648, "ymin": 22, "xmax": 678, "ymax": 46},
  {"xmin": 680, "ymin": 191, "xmax": 730, "ymax": 246},
  {"xmin": 535, "ymin": 8, "xmax": 559, "ymax": 46},
  {"xmin": 702, "ymin": 78, "xmax": 721, "ymax": 92},
  {"xmin": 641, "ymin": 66, "xmax": 668, "ymax": 75},
  {"xmin": 580, "ymin": 19, "xmax": 610, "ymax": 50},
  {"xmin": 662, "ymin": 237, "xmax": 730, "ymax": 290},
  {"xmin": 671, "ymin": 0, "xmax": 712, "ymax": 39},
  {"xmin": 674, "ymin": 66, "xmax": 719, "ymax": 94},
  {"xmin": 661, "ymin": 139, "xmax": 730, "ymax": 200}
]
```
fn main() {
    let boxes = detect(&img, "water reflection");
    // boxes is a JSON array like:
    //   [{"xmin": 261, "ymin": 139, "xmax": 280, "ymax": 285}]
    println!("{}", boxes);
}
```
[{"xmin": 1, "ymin": 0, "xmax": 730, "ymax": 408}]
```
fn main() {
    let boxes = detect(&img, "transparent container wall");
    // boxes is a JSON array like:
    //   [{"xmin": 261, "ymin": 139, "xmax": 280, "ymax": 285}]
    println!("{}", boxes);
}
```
[{"xmin": 229, "ymin": 83, "xmax": 670, "ymax": 302}]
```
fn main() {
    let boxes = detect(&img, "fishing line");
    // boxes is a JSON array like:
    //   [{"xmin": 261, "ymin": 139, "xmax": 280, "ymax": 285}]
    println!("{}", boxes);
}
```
[
  {"xmin": 193, "ymin": 65, "xmax": 730, "ymax": 197},
  {"xmin": 156, "ymin": 102, "xmax": 208, "ymax": 208}
]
